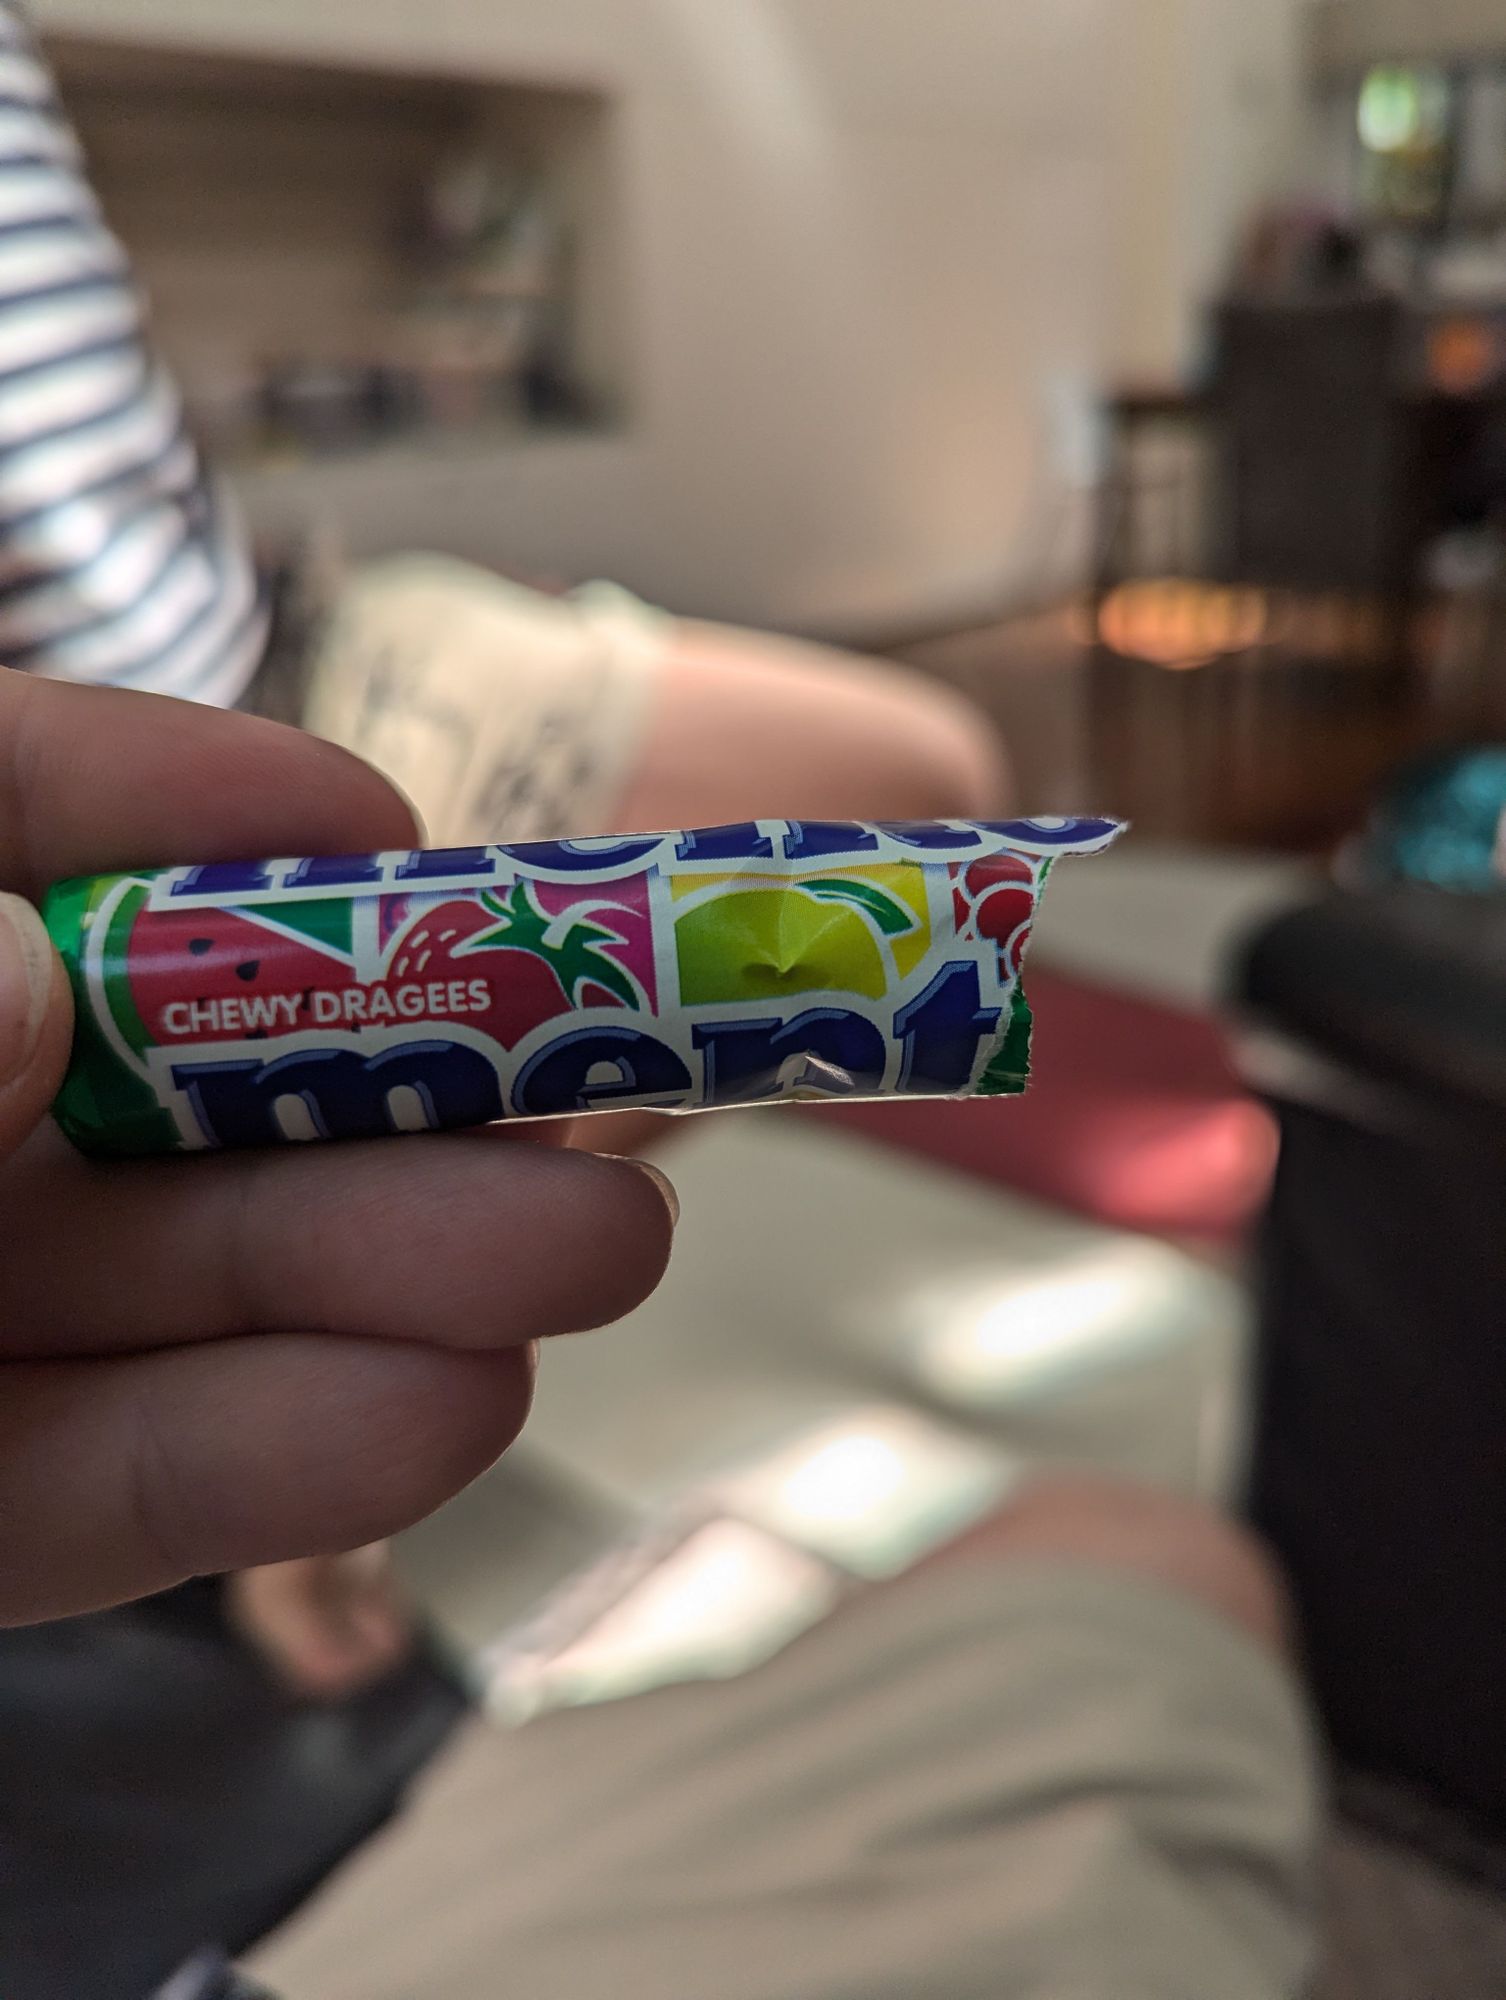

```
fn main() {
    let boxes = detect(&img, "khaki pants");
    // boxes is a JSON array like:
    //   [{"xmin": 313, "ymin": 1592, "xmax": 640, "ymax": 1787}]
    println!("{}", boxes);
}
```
[
  {"xmin": 255, "ymin": 1559, "xmax": 1319, "ymax": 2000},
  {"xmin": 302, "ymin": 558, "xmax": 665, "ymax": 848}
]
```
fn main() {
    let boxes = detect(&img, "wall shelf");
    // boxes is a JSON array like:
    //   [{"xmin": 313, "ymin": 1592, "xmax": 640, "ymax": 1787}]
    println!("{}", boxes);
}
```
[{"xmin": 45, "ymin": 32, "xmax": 629, "ymax": 469}]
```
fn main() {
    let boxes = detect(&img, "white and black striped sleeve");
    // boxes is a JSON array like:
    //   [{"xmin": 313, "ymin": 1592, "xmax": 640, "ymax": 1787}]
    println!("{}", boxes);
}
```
[{"xmin": 0, "ymin": 3, "xmax": 266, "ymax": 705}]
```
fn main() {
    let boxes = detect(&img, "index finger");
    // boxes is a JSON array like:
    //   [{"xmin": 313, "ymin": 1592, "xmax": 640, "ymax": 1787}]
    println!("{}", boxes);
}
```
[{"xmin": 0, "ymin": 668, "xmax": 417, "ymax": 900}]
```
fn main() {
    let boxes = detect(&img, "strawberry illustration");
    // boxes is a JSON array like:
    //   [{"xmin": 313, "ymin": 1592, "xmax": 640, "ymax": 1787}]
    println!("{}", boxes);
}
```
[
  {"xmin": 392, "ymin": 881, "xmax": 649, "ymax": 1049},
  {"xmin": 124, "ymin": 873, "xmax": 653, "ymax": 1056}
]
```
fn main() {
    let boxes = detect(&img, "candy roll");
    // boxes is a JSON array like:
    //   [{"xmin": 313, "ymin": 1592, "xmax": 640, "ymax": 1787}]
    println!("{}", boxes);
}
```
[{"xmin": 43, "ymin": 818, "xmax": 1123, "ymax": 1159}]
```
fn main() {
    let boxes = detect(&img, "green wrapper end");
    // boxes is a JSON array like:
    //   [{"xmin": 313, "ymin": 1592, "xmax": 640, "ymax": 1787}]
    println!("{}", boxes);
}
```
[
  {"xmin": 974, "ymin": 982, "xmax": 1034, "ymax": 1099},
  {"xmin": 44, "ymin": 874, "xmax": 183, "ymax": 1159}
]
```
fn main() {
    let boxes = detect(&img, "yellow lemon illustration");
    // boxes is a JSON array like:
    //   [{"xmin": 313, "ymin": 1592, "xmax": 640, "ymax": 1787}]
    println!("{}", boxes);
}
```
[{"xmin": 676, "ymin": 888, "xmax": 889, "ymax": 1005}]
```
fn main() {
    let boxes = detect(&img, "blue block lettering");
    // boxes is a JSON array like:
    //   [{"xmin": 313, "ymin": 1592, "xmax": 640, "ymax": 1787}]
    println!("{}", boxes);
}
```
[
  {"xmin": 878, "ymin": 821, "xmax": 982, "ymax": 852},
  {"xmin": 979, "ymin": 818, "xmax": 1120, "ymax": 849},
  {"xmin": 513, "ymin": 1027, "xmax": 692, "ymax": 1117},
  {"xmin": 675, "ymin": 823, "xmax": 775, "ymax": 863},
  {"xmin": 894, "ymin": 962, "xmax": 1000, "ymax": 1094},
  {"xmin": 282, "ymin": 852, "xmax": 383, "ymax": 890},
  {"xmin": 499, "ymin": 836, "xmax": 663, "ymax": 874},
  {"xmin": 175, "ymin": 1042, "xmax": 504, "ymax": 1148},
  {"xmin": 694, "ymin": 1007, "xmax": 887, "ymax": 1105},
  {"xmin": 394, "ymin": 847, "xmax": 495, "ymax": 882},
  {"xmin": 169, "ymin": 860, "xmax": 276, "ymax": 898},
  {"xmin": 780, "ymin": 822, "xmax": 881, "ymax": 863}
]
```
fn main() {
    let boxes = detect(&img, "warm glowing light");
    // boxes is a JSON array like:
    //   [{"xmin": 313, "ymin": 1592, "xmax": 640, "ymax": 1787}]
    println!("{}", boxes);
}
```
[
  {"xmin": 1097, "ymin": 579, "xmax": 1268, "ymax": 668},
  {"xmin": 776, "ymin": 1433, "xmax": 909, "ymax": 1527},
  {"xmin": 711, "ymin": 1408, "xmax": 1018, "ymax": 1578},
  {"xmin": 484, "ymin": 1518, "xmax": 841, "ymax": 1721},
  {"xmin": 1430, "ymin": 318, "xmax": 1499, "ymax": 398},
  {"xmin": 577, "ymin": 1526, "xmax": 795, "ymax": 1652},
  {"xmin": 917, "ymin": 1243, "xmax": 1237, "ymax": 1404},
  {"xmin": 969, "ymin": 1269, "xmax": 1140, "ymax": 1367}
]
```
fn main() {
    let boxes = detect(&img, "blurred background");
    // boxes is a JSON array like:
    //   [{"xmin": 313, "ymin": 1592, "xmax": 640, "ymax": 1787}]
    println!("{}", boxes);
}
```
[
  {"xmin": 35, "ymin": 0, "xmax": 1506, "ymax": 838},
  {"xmin": 15, "ymin": 2, "xmax": 1506, "ymax": 1996},
  {"xmin": 34, "ymin": 0, "xmax": 1288, "ymax": 639}
]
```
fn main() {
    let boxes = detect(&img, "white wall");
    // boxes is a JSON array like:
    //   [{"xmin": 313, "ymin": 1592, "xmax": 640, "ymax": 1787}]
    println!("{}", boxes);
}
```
[
  {"xmin": 31, "ymin": 0, "xmax": 1307, "ymax": 636},
  {"xmin": 1111, "ymin": 0, "xmax": 1315, "ymax": 382}
]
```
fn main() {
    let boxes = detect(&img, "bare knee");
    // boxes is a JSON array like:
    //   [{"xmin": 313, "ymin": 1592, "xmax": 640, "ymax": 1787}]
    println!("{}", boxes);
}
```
[
  {"xmin": 637, "ymin": 624, "xmax": 1011, "ymax": 830},
  {"xmin": 933, "ymin": 1476, "xmax": 1293, "ymax": 1661},
  {"xmin": 895, "ymin": 675, "xmax": 1013, "ymax": 821}
]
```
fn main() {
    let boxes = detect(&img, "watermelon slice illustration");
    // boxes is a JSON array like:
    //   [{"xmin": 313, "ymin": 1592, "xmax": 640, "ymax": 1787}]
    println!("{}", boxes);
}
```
[
  {"xmin": 127, "ymin": 901, "xmax": 360, "ymax": 1047},
  {"xmin": 125, "ymin": 877, "xmax": 649, "ymax": 1055}
]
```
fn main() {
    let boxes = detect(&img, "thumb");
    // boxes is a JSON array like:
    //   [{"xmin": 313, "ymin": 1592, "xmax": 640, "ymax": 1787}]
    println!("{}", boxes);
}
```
[{"xmin": 0, "ymin": 891, "xmax": 72, "ymax": 1159}]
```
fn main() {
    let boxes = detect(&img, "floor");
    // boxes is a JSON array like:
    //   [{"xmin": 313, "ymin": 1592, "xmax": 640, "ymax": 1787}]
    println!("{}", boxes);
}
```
[
  {"xmin": 298, "ymin": 824, "xmax": 1506, "ymax": 1999},
  {"xmin": 392, "ymin": 835, "xmax": 1308, "ymax": 1686},
  {"xmin": 259, "ymin": 663, "xmax": 1506, "ymax": 1993},
  {"xmin": 1320, "ymin": 1818, "xmax": 1506, "ymax": 2000}
]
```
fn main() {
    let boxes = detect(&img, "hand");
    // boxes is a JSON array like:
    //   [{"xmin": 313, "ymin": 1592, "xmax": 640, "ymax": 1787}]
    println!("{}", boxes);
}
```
[{"xmin": 0, "ymin": 669, "xmax": 676, "ymax": 1625}]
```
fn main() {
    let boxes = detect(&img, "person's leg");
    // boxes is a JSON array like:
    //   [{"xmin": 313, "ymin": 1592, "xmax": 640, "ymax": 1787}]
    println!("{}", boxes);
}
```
[
  {"xmin": 929, "ymin": 1472, "xmax": 1293, "ymax": 1654},
  {"xmin": 252, "ymin": 1479, "xmax": 1320, "ymax": 2000},
  {"xmin": 613, "ymin": 619, "xmax": 1010, "ymax": 834},
  {"xmin": 305, "ymin": 565, "xmax": 1010, "ymax": 852}
]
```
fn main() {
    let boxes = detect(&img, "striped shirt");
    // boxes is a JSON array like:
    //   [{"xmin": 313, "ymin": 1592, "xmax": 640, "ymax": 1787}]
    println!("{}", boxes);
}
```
[{"xmin": 0, "ymin": 4, "xmax": 266, "ymax": 704}]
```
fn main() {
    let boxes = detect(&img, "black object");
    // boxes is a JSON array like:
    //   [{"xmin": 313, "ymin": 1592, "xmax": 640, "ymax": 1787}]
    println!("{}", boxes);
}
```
[
  {"xmin": 1210, "ymin": 296, "xmax": 1423, "ymax": 621},
  {"xmin": 1237, "ymin": 887, "xmax": 1506, "ymax": 1841},
  {"xmin": 0, "ymin": 1580, "xmax": 469, "ymax": 2000}
]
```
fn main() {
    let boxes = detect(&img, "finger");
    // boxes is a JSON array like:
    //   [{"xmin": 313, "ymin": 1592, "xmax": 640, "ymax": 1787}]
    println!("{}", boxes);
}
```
[
  {"xmin": 0, "ymin": 669, "xmax": 417, "ymax": 900},
  {"xmin": 0, "ymin": 1130, "xmax": 678, "ymax": 1358},
  {"xmin": 0, "ymin": 892, "xmax": 72, "ymax": 1161},
  {"xmin": 0, "ymin": 1337, "xmax": 536, "ymax": 1625}
]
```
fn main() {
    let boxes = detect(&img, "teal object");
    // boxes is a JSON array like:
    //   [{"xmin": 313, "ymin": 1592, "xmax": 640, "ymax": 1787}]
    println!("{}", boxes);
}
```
[{"xmin": 1364, "ymin": 749, "xmax": 1506, "ymax": 892}]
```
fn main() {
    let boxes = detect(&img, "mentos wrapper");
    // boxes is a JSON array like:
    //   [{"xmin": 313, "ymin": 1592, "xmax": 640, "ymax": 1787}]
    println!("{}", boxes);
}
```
[{"xmin": 43, "ymin": 819, "xmax": 1123, "ymax": 1159}]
